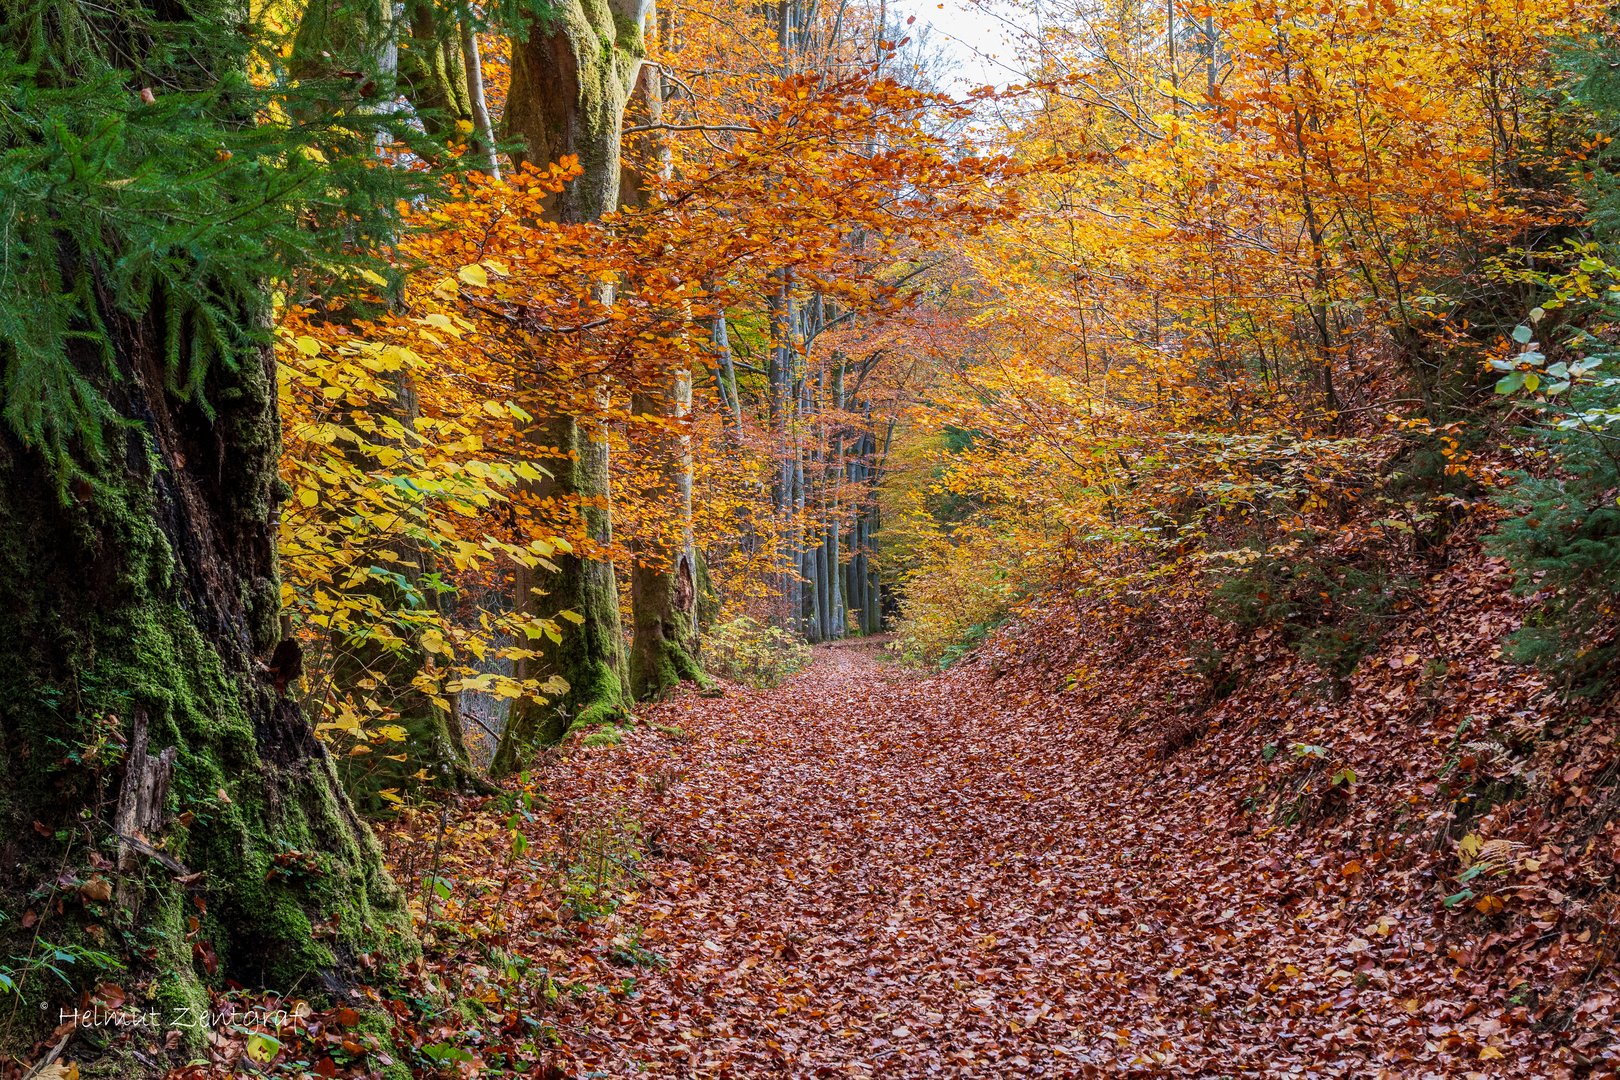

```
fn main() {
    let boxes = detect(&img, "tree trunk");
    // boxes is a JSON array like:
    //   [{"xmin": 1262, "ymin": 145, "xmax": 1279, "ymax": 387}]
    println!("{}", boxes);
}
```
[
  {"xmin": 851, "ymin": 520, "xmax": 868, "ymax": 633},
  {"xmin": 494, "ymin": 410, "xmax": 630, "ymax": 769},
  {"xmin": 819, "ymin": 527, "xmax": 834, "ymax": 641},
  {"xmin": 830, "ymin": 361, "xmax": 846, "ymax": 638},
  {"xmin": 459, "ymin": 0, "xmax": 501, "ymax": 177},
  {"xmin": 767, "ymin": 271, "xmax": 795, "ymax": 629},
  {"xmin": 712, "ymin": 312, "xmax": 744, "ymax": 440},
  {"xmin": 0, "ymin": 312, "xmax": 412, "ymax": 1045},
  {"xmin": 865, "ymin": 510, "xmax": 882, "ymax": 634},
  {"xmin": 629, "ymin": 372, "xmax": 706, "ymax": 698},
  {"xmin": 291, "ymin": 0, "xmax": 396, "ymax": 83},
  {"xmin": 0, "ymin": 3, "xmax": 413, "ymax": 1051},
  {"xmin": 791, "ymin": 427, "xmax": 807, "ymax": 637},
  {"xmin": 492, "ymin": 0, "xmax": 649, "ymax": 768},
  {"xmin": 398, "ymin": 0, "xmax": 473, "ymax": 136},
  {"xmin": 505, "ymin": 0, "xmax": 647, "ymax": 223},
  {"xmin": 624, "ymin": 27, "xmax": 706, "ymax": 700}
]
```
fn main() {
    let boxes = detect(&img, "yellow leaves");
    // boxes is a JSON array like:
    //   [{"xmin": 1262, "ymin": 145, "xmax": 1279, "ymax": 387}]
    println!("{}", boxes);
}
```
[
  {"xmin": 293, "ymin": 335, "xmax": 322, "ymax": 357},
  {"xmin": 420, "ymin": 628, "xmax": 451, "ymax": 656},
  {"xmin": 360, "ymin": 345, "xmax": 417, "ymax": 373},
  {"xmin": 514, "ymin": 616, "xmax": 564, "ymax": 644},
  {"xmin": 318, "ymin": 703, "xmax": 366, "ymax": 738},
  {"xmin": 457, "ymin": 263, "xmax": 489, "ymax": 287}
]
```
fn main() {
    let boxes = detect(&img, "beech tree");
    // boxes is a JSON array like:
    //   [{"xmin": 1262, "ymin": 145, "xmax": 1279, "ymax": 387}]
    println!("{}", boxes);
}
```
[{"xmin": 492, "ymin": 0, "xmax": 653, "ymax": 767}]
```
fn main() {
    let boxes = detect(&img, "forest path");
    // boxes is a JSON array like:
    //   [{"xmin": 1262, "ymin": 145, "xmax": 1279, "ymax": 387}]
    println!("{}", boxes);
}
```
[
  {"xmin": 545, "ymin": 639, "xmax": 1236, "ymax": 1077},
  {"xmin": 529, "ymin": 630, "xmax": 1555, "ymax": 1079}
]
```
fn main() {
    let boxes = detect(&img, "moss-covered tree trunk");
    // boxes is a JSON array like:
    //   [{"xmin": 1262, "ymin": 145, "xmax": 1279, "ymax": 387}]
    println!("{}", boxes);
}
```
[
  {"xmin": 0, "ymin": 2, "xmax": 414, "ymax": 1059},
  {"xmin": 495, "ymin": 409, "xmax": 630, "ymax": 765},
  {"xmin": 629, "ymin": 373, "xmax": 706, "ymax": 698},
  {"xmin": 398, "ymin": 0, "xmax": 473, "ymax": 136},
  {"xmin": 504, "ymin": 0, "xmax": 645, "ymax": 223},
  {"xmin": 0, "ymin": 317, "xmax": 413, "ymax": 1048},
  {"xmin": 623, "ymin": 41, "xmax": 705, "ymax": 699},
  {"xmin": 491, "ymin": 0, "xmax": 648, "ymax": 769}
]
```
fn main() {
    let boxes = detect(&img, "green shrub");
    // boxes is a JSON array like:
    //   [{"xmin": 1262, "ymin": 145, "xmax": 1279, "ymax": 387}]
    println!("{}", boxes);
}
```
[
  {"xmin": 1481, "ymin": 30, "xmax": 1620, "ymax": 694},
  {"xmin": 1487, "ymin": 373, "xmax": 1620, "ymax": 694},
  {"xmin": 1210, "ymin": 533, "xmax": 1413, "ymax": 689},
  {"xmin": 702, "ymin": 617, "xmax": 813, "ymax": 688}
]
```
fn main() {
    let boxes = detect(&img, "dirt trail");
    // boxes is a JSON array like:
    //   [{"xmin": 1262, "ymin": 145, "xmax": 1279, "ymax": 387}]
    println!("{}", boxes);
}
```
[
  {"xmin": 542, "ymin": 641, "xmax": 1511, "ymax": 1078},
  {"xmin": 543, "ymin": 642, "xmax": 1229, "ymax": 1077}
]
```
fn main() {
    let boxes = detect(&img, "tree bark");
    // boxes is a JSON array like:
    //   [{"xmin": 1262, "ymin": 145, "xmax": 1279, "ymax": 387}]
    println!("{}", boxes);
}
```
[
  {"xmin": 628, "ymin": 372, "xmax": 706, "ymax": 697},
  {"xmin": 398, "ymin": 0, "xmax": 473, "ymax": 136},
  {"xmin": 625, "ymin": 48, "xmax": 707, "ymax": 699},
  {"xmin": 767, "ymin": 271, "xmax": 796, "ymax": 629},
  {"xmin": 505, "ymin": 0, "xmax": 648, "ymax": 223},
  {"xmin": 0, "ymin": 4, "xmax": 414, "ymax": 1049},
  {"xmin": 494, "ymin": 409, "xmax": 630, "ymax": 769},
  {"xmin": 492, "ymin": 0, "xmax": 650, "ymax": 768},
  {"xmin": 0, "ymin": 310, "xmax": 412, "ymax": 1045},
  {"xmin": 458, "ymin": 0, "xmax": 501, "ymax": 177},
  {"xmin": 291, "ymin": 0, "xmax": 397, "ymax": 83}
]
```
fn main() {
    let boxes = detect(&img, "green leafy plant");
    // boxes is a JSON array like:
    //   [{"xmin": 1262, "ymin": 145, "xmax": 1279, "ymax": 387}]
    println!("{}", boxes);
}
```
[
  {"xmin": 0, "ymin": 940, "xmax": 123, "ymax": 1001},
  {"xmin": 559, "ymin": 808, "xmax": 643, "ymax": 921},
  {"xmin": 1488, "ymin": 256, "xmax": 1620, "ymax": 693}
]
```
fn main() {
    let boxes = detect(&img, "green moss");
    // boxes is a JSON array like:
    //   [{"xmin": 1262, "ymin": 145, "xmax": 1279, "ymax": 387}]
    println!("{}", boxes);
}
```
[
  {"xmin": 0, "ymin": 374, "xmax": 413, "ymax": 1060},
  {"xmin": 631, "ymin": 643, "xmax": 709, "ymax": 701},
  {"xmin": 579, "ymin": 727, "xmax": 623, "ymax": 748},
  {"xmin": 352, "ymin": 1008, "xmax": 414, "ymax": 1080},
  {"xmin": 611, "ymin": 12, "xmax": 645, "ymax": 56},
  {"xmin": 149, "ymin": 893, "xmax": 210, "ymax": 1050}
]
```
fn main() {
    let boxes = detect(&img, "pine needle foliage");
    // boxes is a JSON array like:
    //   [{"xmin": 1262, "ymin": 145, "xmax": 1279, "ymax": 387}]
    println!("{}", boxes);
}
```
[{"xmin": 0, "ymin": 0, "xmax": 440, "ymax": 488}]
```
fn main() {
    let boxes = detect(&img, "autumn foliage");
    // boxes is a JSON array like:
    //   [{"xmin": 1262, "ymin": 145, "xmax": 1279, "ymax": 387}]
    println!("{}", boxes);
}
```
[{"xmin": 9, "ymin": 0, "xmax": 1620, "ymax": 1073}]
